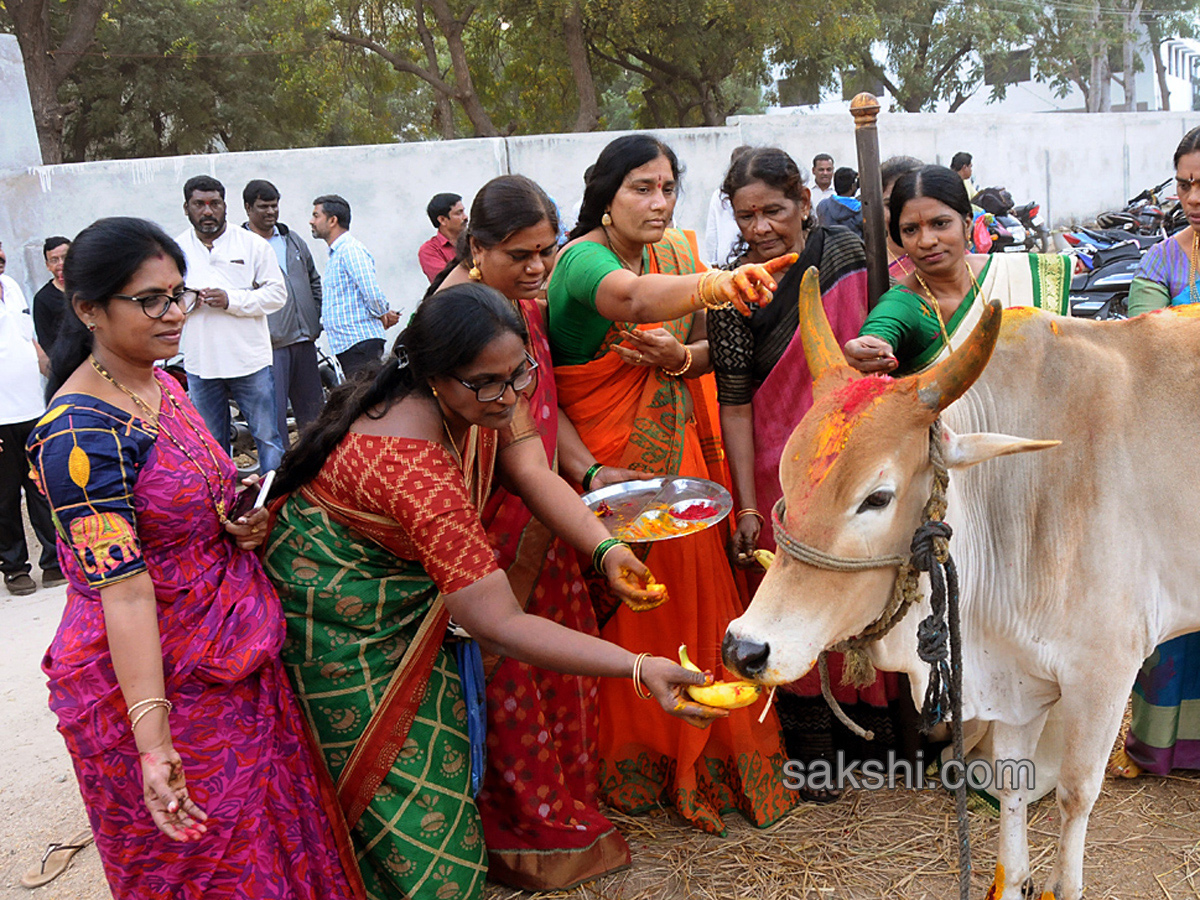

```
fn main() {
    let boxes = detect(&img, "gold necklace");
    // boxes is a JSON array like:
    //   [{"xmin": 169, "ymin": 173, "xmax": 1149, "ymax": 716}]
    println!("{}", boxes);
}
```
[
  {"xmin": 911, "ymin": 260, "xmax": 983, "ymax": 356},
  {"xmin": 90, "ymin": 356, "xmax": 231, "ymax": 524},
  {"xmin": 601, "ymin": 226, "xmax": 642, "ymax": 274},
  {"xmin": 441, "ymin": 417, "xmax": 463, "ymax": 469},
  {"xmin": 1190, "ymin": 230, "xmax": 1198, "ymax": 306}
]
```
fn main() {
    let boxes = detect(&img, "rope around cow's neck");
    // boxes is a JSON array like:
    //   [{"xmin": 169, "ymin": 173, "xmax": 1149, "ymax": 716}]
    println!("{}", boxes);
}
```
[{"xmin": 771, "ymin": 421, "xmax": 971, "ymax": 900}]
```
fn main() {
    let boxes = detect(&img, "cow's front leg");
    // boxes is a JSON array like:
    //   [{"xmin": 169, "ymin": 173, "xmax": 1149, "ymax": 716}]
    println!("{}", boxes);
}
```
[
  {"xmin": 1040, "ymin": 681, "xmax": 1128, "ymax": 900},
  {"xmin": 985, "ymin": 713, "xmax": 1048, "ymax": 900}
]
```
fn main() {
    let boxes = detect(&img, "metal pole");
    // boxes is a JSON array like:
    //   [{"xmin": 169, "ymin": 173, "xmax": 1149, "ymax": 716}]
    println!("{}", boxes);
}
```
[{"xmin": 851, "ymin": 93, "xmax": 887, "ymax": 307}]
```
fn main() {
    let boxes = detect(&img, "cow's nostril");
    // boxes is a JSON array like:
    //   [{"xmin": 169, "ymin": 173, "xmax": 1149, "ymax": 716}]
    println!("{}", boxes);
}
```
[{"xmin": 722, "ymin": 631, "xmax": 770, "ymax": 678}]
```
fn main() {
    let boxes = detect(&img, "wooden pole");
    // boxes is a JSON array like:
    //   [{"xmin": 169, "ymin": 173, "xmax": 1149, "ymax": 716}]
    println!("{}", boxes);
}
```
[{"xmin": 851, "ymin": 93, "xmax": 887, "ymax": 308}]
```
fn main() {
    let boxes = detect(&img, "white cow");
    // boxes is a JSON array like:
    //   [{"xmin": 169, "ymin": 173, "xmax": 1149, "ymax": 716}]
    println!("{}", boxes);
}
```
[{"xmin": 723, "ymin": 272, "xmax": 1200, "ymax": 900}]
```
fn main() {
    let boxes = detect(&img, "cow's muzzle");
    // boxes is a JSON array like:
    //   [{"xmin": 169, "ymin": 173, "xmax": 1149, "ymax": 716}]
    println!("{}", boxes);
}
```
[{"xmin": 722, "ymin": 631, "xmax": 770, "ymax": 679}]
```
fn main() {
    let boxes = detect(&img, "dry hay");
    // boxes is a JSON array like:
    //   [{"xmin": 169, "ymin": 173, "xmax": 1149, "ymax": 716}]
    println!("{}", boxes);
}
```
[{"xmin": 484, "ymin": 715, "xmax": 1200, "ymax": 900}]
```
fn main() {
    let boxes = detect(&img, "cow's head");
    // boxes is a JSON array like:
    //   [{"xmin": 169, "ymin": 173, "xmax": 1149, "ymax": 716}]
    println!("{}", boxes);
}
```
[{"xmin": 723, "ymin": 269, "xmax": 1058, "ymax": 684}]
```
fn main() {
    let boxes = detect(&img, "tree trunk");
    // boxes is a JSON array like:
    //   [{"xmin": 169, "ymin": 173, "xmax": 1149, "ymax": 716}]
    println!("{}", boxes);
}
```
[
  {"xmin": 414, "ymin": 0, "xmax": 456, "ymax": 138},
  {"xmin": 563, "ymin": 2, "xmax": 600, "ymax": 132},
  {"xmin": 1146, "ymin": 16, "xmax": 1171, "ymax": 111},
  {"xmin": 1122, "ymin": 0, "xmax": 1144, "ymax": 110},
  {"xmin": 7, "ymin": 0, "xmax": 109, "ymax": 165},
  {"xmin": 426, "ymin": 0, "xmax": 500, "ymax": 137}
]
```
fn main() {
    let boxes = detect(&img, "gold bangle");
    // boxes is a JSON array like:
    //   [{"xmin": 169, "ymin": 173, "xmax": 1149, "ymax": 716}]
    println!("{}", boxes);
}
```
[
  {"xmin": 661, "ymin": 345, "xmax": 692, "ymax": 377},
  {"xmin": 631, "ymin": 652, "xmax": 652, "ymax": 700},
  {"xmin": 736, "ymin": 508, "xmax": 765, "ymax": 523},
  {"xmin": 127, "ymin": 697, "xmax": 170, "ymax": 719},
  {"xmin": 696, "ymin": 270, "xmax": 732, "ymax": 311},
  {"xmin": 597, "ymin": 540, "xmax": 627, "ymax": 574},
  {"xmin": 130, "ymin": 700, "xmax": 172, "ymax": 732}
]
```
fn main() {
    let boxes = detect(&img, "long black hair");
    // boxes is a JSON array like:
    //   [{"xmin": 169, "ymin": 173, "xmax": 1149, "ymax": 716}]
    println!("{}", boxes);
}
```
[
  {"xmin": 48, "ymin": 217, "xmax": 187, "ymax": 400},
  {"xmin": 568, "ymin": 134, "xmax": 681, "ymax": 241},
  {"xmin": 887, "ymin": 164, "xmax": 973, "ymax": 246},
  {"xmin": 272, "ymin": 283, "xmax": 528, "ymax": 497},
  {"xmin": 425, "ymin": 175, "xmax": 559, "ymax": 298}
]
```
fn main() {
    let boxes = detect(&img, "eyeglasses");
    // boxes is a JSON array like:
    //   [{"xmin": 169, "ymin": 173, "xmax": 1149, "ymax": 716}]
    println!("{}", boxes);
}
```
[
  {"xmin": 110, "ymin": 288, "xmax": 201, "ymax": 319},
  {"xmin": 453, "ymin": 353, "xmax": 538, "ymax": 402}
]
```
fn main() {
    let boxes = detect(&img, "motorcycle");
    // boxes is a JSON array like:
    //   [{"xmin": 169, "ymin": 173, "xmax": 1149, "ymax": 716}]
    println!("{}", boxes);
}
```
[
  {"xmin": 1061, "ymin": 228, "xmax": 1159, "ymax": 320},
  {"xmin": 972, "ymin": 187, "xmax": 1051, "ymax": 253},
  {"xmin": 1095, "ymin": 178, "xmax": 1187, "ymax": 237}
]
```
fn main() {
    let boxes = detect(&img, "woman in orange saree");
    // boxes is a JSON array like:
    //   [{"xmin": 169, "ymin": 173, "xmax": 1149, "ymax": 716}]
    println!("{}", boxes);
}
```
[{"xmin": 546, "ymin": 134, "xmax": 798, "ymax": 835}]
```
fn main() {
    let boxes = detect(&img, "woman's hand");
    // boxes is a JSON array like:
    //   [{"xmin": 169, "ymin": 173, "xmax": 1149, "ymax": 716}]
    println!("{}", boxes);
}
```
[
  {"xmin": 843, "ymin": 336, "xmax": 898, "ymax": 374},
  {"xmin": 602, "ymin": 545, "xmax": 668, "ymax": 611},
  {"xmin": 731, "ymin": 514, "xmax": 762, "ymax": 569},
  {"xmin": 708, "ymin": 253, "xmax": 798, "ymax": 316},
  {"xmin": 590, "ymin": 465, "xmax": 655, "ymax": 491},
  {"xmin": 224, "ymin": 505, "xmax": 270, "ymax": 550},
  {"xmin": 613, "ymin": 327, "xmax": 687, "ymax": 370},
  {"xmin": 640, "ymin": 657, "xmax": 729, "ymax": 728},
  {"xmin": 139, "ymin": 741, "xmax": 208, "ymax": 841}
]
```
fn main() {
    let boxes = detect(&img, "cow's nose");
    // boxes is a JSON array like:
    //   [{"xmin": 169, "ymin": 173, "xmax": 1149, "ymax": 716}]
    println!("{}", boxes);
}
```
[{"xmin": 722, "ymin": 631, "xmax": 770, "ymax": 678}]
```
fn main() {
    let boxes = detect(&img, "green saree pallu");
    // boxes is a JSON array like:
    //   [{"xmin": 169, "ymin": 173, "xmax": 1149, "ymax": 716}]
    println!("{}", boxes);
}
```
[{"xmin": 265, "ymin": 484, "xmax": 490, "ymax": 900}]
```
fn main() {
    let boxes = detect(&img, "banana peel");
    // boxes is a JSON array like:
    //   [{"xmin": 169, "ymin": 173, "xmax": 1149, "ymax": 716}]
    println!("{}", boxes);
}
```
[
  {"xmin": 753, "ymin": 549, "xmax": 775, "ymax": 570},
  {"xmin": 677, "ymin": 644, "xmax": 762, "ymax": 709}
]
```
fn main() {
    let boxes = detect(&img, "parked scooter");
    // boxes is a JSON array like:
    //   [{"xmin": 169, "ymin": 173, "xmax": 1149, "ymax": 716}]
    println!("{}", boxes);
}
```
[
  {"xmin": 972, "ymin": 187, "xmax": 1049, "ymax": 253},
  {"xmin": 1095, "ymin": 178, "xmax": 1187, "ymax": 237},
  {"xmin": 1061, "ymin": 228, "xmax": 1159, "ymax": 319}
]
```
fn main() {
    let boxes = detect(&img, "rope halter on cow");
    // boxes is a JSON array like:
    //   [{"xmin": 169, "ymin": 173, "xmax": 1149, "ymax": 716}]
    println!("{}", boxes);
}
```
[{"xmin": 770, "ymin": 420, "xmax": 970, "ymax": 900}]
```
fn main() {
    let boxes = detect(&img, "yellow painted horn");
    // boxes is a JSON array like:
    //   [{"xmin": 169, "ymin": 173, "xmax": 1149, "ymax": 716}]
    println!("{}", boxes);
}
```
[
  {"xmin": 913, "ymin": 299, "xmax": 1003, "ymax": 412},
  {"xmin": 798, "ymin": 266, "xmax": 853, "ymax": 388}
]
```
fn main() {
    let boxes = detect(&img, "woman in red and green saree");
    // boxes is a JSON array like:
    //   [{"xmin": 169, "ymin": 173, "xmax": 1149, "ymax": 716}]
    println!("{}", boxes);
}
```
[
  {"xmin": 263, "ymin": 284, "xmax": 723, "ymax": 900},
  {"xmin": 546, "ymin": 134, "xmax": 798, "ymax": 835},
  {"xmin": 432, "ymin": 175, "xmax": 649, "ymax": 889},
  {"xmin": 28, "ymin": 218, "xmax": 361, "ymax": 900}
]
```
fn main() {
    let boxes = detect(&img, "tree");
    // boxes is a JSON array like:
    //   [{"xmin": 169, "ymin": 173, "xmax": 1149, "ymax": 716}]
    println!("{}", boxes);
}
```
[
  {"xmin": 582, "ymin": 0, "xmax": 780, "ymax": 127},
  {"xmin": 2, "ymin": 0, "xmax": 109, "ymax": 163},
  {"xmin": 327, "ymin": 0, "xmax": 501, "ymax": 137}
]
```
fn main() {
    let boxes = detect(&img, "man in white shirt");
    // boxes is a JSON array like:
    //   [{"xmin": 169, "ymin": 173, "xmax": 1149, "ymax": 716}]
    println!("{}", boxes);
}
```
[
  {"xmin": 703, "ymin": 145, "xmax": 751, "ymax": 267},
  {"xmin": 0, "ymin": 238, "xmax": 61, "ymax": 595},
  {"xmin": 176, "ymin": 175, "xmax": 286, "ymax": 473},
  {"xmin": 810, "ymin": 154, "xmax": 836, "ymax": 207}
]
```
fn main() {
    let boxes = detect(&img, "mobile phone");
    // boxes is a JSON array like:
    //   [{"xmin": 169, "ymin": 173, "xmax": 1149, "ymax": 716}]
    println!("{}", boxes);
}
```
[{"xmin": 229, "ymin": 470, "xmax": 276, "ymax": 521}]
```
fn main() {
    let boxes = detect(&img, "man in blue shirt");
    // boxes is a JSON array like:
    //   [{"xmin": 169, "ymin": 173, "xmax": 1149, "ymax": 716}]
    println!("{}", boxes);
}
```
[{"xmin": 309, "ymin": 194, "xmax": 399, "ymax": 378}]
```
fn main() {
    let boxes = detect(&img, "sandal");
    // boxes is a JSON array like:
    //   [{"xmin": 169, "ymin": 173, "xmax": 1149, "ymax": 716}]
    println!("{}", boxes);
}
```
[
  {"xmin": 798, "ymin": 785, "xmax": 843, "ymax": 804},
  {"xmin": 21, "ymin": 829, "xmax": 94, "ymax": 889}
]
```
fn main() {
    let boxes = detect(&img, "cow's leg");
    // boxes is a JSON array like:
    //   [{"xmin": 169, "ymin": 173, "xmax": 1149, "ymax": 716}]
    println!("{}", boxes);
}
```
[
  {"xmin": 986, "ymin": 712, "xmax": 1048, "ymax": 900},
  {"xmin": 1040, "ymin": 684, "xmax": 1128, "ymax": 900}
]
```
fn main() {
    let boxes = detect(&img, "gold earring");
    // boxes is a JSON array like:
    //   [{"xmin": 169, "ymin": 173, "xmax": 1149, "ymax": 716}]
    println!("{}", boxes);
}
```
[
  {"xmin": 601, "ymin": 212, "xmax": 613, "ymax": 227},
  {"xmin": 431, "ymin": 385, "xmax": 439, "ymax": 397},
  {"xmin": 468, "ymin": 262, "xmax": 482, "ymax": 281}
]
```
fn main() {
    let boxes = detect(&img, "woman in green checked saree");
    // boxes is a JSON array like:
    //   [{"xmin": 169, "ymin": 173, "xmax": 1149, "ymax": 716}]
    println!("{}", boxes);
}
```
[{"xmin": 263, "ymin": 284, "xmax": 724, "ymax": 900}]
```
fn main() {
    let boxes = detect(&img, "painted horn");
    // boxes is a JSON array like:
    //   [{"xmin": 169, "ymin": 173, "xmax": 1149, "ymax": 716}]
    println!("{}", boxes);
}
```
[
  {"xmin": 914, "ymin": 299, "xmax": 1003, "ymax": 412},
  {"xmin": 798, "ymin": 266, "xmax": 852, "ymax": 384}
]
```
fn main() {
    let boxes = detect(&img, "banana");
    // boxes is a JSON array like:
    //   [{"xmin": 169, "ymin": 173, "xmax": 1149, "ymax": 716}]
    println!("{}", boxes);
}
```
[
  {"xmin": 677, "ymin": 644, "xmax": 762, "ymax": 709},
  {"xmin": 753, "ymin": 549, "xmax": 776, "ymax": 570}
]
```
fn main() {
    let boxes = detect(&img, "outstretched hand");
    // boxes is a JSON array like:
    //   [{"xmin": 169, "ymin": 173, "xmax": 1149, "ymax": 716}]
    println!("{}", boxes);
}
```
[
  {"xmin": 640, "ymin": 657, "xmax": 729, "ymax": 728},
  {"xmin": 139, "ymin": 742, "xmax": 208, "ymax": 841},
  {"xmin": 712, "ymin": 253, "xmax": 798, "ymax": 316},
  {"xmin": 843, "ymin": 335, "xmax": 898, "ymax": 374}
]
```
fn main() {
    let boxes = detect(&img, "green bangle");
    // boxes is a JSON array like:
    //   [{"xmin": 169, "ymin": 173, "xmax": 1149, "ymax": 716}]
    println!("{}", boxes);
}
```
[
  {"xmin": 592, "ymin": 537, "xmax": 626, "ymax": 573},
  {"xmin": 582, "ymin": 462, "xmax": 604, "ymax": 492}
]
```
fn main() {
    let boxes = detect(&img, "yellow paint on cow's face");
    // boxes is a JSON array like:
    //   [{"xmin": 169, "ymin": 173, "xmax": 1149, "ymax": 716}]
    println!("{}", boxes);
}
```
[
  {"xmin": 1049, "ymin": 319, "xmax": 1061, "ymax": 336},
  {"xmin": 984, "ymin": 863, "xmax": 1005, "ymax": 900},
  {"xmin": 1038, "ymin": 893, "xmax": 1056, "ymax": 900}
]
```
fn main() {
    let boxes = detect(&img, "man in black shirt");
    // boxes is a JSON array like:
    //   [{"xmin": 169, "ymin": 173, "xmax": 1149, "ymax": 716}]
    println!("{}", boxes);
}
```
[{"xmin": 32, "ymin": 236, "xmax": 70, "ymax": 365}]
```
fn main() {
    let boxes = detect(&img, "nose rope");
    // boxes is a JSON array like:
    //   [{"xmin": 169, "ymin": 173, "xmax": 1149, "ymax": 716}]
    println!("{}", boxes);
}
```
[{"xmin": 769, "ymin": 421, "xmax": 968, "ymax": 900}]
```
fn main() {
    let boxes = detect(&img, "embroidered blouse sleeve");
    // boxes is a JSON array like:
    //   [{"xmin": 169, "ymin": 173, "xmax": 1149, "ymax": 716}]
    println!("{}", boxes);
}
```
[
  {"xmin": 27, "ymin": 403, "xmax": 153, "ymax": 588},
  {"xmin": 369, "ymin": 442, "xmax": 499, "ymax": 593}
]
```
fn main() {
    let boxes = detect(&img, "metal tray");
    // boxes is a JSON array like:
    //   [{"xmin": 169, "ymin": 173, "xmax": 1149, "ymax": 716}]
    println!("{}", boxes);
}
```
[{"xmin": 581, "ymin": 476, "xmax": 732, "ymax": 543}]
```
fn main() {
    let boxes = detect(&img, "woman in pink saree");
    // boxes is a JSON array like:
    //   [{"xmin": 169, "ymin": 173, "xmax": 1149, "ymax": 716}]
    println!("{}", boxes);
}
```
[{"xmin": 27, "ymin": 217, "xmax": 361, "ymax": 899}]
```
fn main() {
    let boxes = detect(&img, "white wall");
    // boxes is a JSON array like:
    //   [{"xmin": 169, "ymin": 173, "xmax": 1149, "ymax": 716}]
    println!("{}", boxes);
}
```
[
  {"xmin": 2, "ymin": 110, "xmax": 1200, "ymax": 324},
  {"xmin": 0, "ymin": 36, "xmax": 41, "ymax": 172}
]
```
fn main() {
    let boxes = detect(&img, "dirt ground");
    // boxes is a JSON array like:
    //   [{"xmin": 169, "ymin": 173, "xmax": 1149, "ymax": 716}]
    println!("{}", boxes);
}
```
[{"xmin": 4, "ymin": 529, "xmax": 1200, "ymax": 898}]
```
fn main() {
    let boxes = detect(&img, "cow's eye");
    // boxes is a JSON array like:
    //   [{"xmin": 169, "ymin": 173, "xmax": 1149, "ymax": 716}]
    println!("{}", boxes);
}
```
[{"xmin": 856, "ymin": 490, "xmax": 893, "ymax": 513}]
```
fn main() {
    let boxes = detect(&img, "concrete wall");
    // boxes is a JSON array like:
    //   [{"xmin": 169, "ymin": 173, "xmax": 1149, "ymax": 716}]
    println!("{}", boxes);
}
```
[{"xmin": 2, "ymin": 109, "xmax": 1200, "ymax": 325}]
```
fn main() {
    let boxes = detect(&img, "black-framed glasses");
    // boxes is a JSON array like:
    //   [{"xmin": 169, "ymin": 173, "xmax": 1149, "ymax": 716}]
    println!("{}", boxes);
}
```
[
  {"xmin": 111, "ymin": 288, "xmax": 201, "ymax": 319},
  {"xmin": 454, "ymin": 353, "xmax": 539, "ymax": 402}
]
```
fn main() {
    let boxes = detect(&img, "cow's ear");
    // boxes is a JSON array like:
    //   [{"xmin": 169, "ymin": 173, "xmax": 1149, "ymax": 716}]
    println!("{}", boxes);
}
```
[{"xmin": 940, "ymin": 425, "xmax": 1060, "ymax": 470}]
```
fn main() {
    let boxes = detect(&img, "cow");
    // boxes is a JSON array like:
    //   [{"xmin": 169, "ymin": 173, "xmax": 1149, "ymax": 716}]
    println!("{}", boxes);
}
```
[{"xmin": 722, "ymin": 270, "xmax": 1200, "ymax": 900}]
